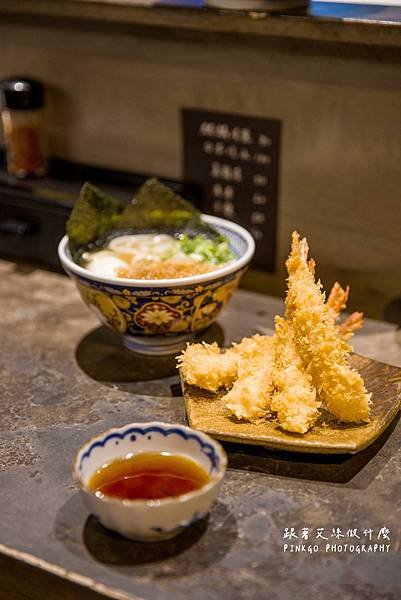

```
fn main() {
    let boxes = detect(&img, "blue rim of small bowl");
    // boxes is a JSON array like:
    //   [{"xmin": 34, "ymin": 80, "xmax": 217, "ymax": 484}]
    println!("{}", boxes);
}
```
[
  {"xmin": 72, "ymin": 421, "xmax": 227, "ymax": 507},
  {"xmin": 58, "ymin": 214, "xmax": 255, "ymax": 288}
]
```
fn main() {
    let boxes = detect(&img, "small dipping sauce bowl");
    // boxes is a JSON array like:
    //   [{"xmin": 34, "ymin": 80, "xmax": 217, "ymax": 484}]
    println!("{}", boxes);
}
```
[{"xmin": 73, "ymin": 421, "xmax": 227, "ymax": 541}]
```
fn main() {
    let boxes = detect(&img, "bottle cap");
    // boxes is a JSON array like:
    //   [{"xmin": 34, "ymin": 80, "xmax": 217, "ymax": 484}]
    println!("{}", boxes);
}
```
[{"xmin": 0, "ymin": 77, "xmax": 44, "ymax": 110}]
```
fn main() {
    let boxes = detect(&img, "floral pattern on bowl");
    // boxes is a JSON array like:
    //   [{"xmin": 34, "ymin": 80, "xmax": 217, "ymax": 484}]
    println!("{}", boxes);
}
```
[
  {"xmin": 59, "ymin": 215, "xmax": 255, "ymax": 354},
  {"xmin": 73, "ymin": 268, "xmax": 244, "ymax": 336}
]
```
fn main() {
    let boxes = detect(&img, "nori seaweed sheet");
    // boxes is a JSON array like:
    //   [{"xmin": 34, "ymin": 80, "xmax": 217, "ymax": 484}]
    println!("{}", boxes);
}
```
[{"xmin": 66, "ymin": 178, "xmax": 217, "ymax": 263}]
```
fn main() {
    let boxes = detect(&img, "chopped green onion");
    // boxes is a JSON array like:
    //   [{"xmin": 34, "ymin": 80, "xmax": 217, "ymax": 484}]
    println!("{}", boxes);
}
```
[{"xmin": 179, "ymin": 234, "xmax": 235, "ymax": 265}]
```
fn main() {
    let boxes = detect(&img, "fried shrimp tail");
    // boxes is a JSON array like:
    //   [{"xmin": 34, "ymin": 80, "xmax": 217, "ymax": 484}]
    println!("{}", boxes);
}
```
[
  {"xmin": 339, "ymin": 311, "xmax": 364, "ymax": 338},
  {"xmin": 327, "ymin": 282, "xmax": 350, "ymax": 320},
  {"xmin": 326, "ymin": 282, "xmax": 363, "ymax": 339}
]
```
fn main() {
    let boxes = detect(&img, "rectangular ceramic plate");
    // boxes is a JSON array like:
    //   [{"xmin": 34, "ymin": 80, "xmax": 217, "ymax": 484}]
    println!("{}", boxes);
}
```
[{"xmin": 181, "ymin": 355, "xmax": 401, "ymax": 454}]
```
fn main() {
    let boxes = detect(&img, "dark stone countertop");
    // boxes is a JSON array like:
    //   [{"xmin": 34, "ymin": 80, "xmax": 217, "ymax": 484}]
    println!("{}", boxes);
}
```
[{"xmin": 0, "ymin": 259, "xmax": 401, "ymax": 599}]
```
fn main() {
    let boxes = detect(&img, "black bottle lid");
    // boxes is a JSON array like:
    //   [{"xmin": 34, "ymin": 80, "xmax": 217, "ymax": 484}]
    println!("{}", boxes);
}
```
[{"xmin": 0, "ymin": 77, "xmax": 44, "ymax": 110}]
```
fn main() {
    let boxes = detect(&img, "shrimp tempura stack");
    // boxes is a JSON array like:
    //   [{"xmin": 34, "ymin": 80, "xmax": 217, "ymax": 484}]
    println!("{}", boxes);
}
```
[{"xmin": 178, "ymin": 231, "xmax": 371, "ymax": 434}]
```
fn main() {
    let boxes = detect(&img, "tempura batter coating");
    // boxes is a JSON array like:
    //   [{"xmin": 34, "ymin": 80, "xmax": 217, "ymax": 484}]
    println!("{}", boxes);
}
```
[
  {"xmin": 271, "ymin": 317, "xmax": 320, "ymax": 434},
  {"xmin": 285, "ymin": 232, "xmax": 370, "ymax": 423},
  {"xmin": 177, "ymin": 342, "xmax": 238, "ymax": 393},
  {"xmin": 225, "ymin": 336, "xmax": 276, "ymax": 421},
  {"xmin": 233, "ymin": 334, "xmax": 273, "ymax": 377}
]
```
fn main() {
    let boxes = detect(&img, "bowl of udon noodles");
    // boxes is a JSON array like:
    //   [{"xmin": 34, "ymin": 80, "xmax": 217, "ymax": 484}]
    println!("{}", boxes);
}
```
[{"xmin": 58, "ymin": 179, "xmax": 255, "ymax": 355}]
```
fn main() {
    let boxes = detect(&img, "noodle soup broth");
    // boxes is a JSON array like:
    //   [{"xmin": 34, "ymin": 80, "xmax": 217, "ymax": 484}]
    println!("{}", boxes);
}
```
[{"xmin": 82, "ymin": 233, "xmax": 234, "ymax": 280}]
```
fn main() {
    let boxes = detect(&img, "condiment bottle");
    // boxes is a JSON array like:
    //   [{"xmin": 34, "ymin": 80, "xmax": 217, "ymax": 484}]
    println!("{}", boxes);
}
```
[{"xmin": 0, "ymin": 77, "xmax": 47, "ymax": 178}]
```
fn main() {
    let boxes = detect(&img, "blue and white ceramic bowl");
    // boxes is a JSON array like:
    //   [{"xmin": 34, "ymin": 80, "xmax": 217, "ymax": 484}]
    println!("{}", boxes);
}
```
[
  {"xmin": 58, "ymin": 215, "xmax": 255, "ymax": 355},
  {"xmin": 73, "ymin": 421, "xmax": 227, "ymax": 542}
]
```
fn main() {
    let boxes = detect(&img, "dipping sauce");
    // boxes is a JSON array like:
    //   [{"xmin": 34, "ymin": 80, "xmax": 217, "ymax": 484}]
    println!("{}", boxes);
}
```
[{"xmin": 88, "ymin": 452, "xmax": 210, "ymax": 501}]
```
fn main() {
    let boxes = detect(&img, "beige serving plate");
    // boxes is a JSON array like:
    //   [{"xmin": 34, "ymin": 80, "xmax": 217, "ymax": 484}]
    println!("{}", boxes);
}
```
[{"xmin": 181, "ymin": 355, "xmax": 401, "ymax": 454}]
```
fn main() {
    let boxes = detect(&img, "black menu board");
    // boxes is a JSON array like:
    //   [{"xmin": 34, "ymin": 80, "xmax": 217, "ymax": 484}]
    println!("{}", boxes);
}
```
[{"xmin": 182, "ymin": 108, "xmax": 281, "ymax": 272}]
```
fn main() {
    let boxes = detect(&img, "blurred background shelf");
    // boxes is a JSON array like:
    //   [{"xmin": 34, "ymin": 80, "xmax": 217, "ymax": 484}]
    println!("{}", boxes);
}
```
[{"xmin": 0, "ymin": 1, "xmax": 400, "ymax": 47}]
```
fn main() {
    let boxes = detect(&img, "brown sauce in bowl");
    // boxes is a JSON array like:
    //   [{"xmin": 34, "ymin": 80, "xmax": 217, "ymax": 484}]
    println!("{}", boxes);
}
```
[{"xmin": 88, "ymin": 452, "xmax": 210, "ymax": 501}]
